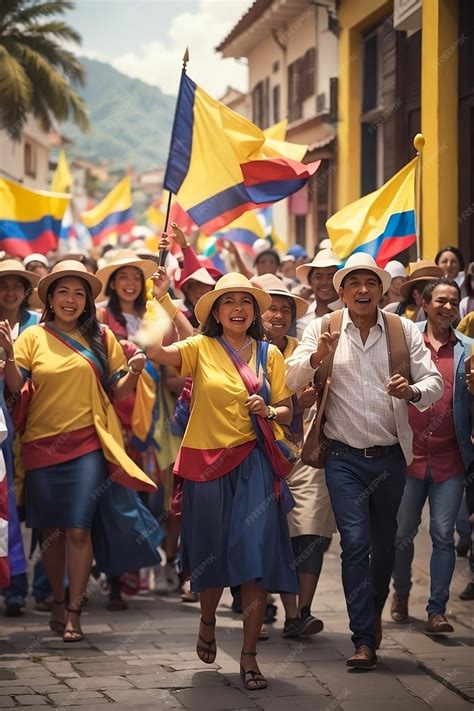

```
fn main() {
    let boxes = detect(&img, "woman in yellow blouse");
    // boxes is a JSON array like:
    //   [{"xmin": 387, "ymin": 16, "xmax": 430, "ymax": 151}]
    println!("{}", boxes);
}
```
[
  {"xmin": 0, "ymin": 261, "xmax": 159, "ymax": 642},
  {"xmin": 148, "ymin": 270, "xmax": 297, "ymax": 691}
]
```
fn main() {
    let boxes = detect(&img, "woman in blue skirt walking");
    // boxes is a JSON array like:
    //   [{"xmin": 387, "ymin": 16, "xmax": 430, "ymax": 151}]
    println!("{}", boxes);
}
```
[{"xmin": 149, "ymin": 270, "xmax": 298, "ymax": 691}]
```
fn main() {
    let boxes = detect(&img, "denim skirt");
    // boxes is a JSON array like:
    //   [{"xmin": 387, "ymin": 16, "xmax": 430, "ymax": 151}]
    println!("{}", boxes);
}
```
[
  {"xmin": 25, "ymin": 449, "xmax": 107, "ymax": 530},
  {"xmin": 181, "ymin": 445, "xmax": 298, "ymax": 594}
]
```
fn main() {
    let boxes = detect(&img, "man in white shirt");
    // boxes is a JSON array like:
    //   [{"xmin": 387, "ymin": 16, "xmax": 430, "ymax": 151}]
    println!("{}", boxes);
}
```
[{"xmin": 286, "ymin": 254, "xmax": 443, "ymax": 669}]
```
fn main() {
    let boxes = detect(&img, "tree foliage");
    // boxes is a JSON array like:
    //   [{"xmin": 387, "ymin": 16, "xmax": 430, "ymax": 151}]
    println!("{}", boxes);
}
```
[{"xmin": 0, "ymin": 0, "xmax": 89, "ymax": 135}]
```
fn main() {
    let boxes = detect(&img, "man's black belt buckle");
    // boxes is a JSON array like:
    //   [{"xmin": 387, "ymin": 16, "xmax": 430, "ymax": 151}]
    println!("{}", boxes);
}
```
[{"xmin": 363, "ymin": 446, "xmax": 383, "ymax": 458}]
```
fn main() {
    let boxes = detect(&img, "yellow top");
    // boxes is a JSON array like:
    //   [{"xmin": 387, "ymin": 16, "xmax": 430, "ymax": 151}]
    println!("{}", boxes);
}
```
[
  {"xmin": 175, "ymin": 335, "xmax": 291, "ymax": 451},
  {"xmin": 14, "ymin": 324, "xmax": 155, "ymax": 491}
]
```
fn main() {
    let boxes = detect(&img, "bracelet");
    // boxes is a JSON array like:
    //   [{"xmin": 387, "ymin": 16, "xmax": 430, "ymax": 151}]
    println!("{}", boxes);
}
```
[
  {"xmin": 158, "ymin": 292, "xmax": 179, "ymax": 319},
  {"xmin": 6, "ymin": 354, "xmax": 15, "ymax": 363},
  {"xmin": 128, "ymin": 364, "xmax": 142, "ymax": 376},
  {"xmin": 266, "ymin": 405, "xmax": 278, "ymax": 421}
]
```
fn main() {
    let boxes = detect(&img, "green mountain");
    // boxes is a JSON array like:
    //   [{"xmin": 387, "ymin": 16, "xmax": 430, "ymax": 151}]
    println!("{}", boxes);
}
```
[{"xmin": 66, "ymin": 57, "xmax": 176, "ymax": 171}]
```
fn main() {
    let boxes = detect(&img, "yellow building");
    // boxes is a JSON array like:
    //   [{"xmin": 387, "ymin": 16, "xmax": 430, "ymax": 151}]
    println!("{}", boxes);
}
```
[
  {"xmin": 217, "ymin": 0, "xmax": 338, "ymax": 257},
  {"xmin": 337, "ymin": 0, "xmax": 473, "ymax": 264}
]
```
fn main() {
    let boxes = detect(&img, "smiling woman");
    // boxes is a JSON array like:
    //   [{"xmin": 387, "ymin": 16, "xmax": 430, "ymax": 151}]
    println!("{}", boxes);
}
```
[
  {"xmin": 147, "ymin": 270, "xmax": 297, "ymax": 691},
  {"xmin": 0, "ymin": 260, "xmax": 162, "ymax": 644}
]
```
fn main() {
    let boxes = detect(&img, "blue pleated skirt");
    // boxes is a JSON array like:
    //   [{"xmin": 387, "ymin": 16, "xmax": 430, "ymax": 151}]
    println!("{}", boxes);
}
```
[
  {"xmin": 25, "ymin": 449, "xmax": 163, "ymax": 578},
  {"xmin": 26, "ymin": 449, "xmax": 106, "ymax": 529},
  {"xmin": 181, "ymin": 446, "xmax": 298, "ymax": 594}
]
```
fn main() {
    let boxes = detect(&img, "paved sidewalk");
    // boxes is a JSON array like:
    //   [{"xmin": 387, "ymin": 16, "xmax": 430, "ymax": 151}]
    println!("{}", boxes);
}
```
[{"xmin": 1, "ymin": 517, "xmax": 472, "ymax": 710}]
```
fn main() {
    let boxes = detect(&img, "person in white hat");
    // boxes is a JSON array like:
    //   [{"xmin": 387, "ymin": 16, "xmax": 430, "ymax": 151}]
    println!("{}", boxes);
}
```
[
  {"xmin": 23, "ymin": 253, "xmax": 50, "ymax": 278},
  {"xmin": 381, "ymin": 260, "xmax": 407, "ymax": 307},
  {"xmin": 295, "ymin": 249, "xmax": 342, "ymax": 338},
  {"xmin": 286, "ymin": 252, "xmax": 444, "ymax": 669},
  {"xmin": 148, "ymin": 270, "xmax": 297, "ymax": 691}
]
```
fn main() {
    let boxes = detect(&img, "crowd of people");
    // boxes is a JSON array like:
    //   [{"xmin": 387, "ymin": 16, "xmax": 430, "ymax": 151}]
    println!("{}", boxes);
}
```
[{"xmin": 0, "ymin": 230, "xmax": 472, "ymax": 685}]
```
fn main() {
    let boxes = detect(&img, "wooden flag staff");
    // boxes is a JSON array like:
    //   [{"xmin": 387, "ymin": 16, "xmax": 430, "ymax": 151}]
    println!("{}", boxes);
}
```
[{"xmin": 158, "ymin": 47, "xmax": 190, "ymax": 267}]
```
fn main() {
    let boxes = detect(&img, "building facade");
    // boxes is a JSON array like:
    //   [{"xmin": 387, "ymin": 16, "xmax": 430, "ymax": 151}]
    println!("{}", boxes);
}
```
[
  {"xmin": 217, "ymin": 0, "xmax": 338, "ymax": 257},
  {"xmin": 337, "ymin": 0, "xmax": 473, "ymax": 263},
  {"xmin": 0, "ymin": 116, "xmax": 53, "ymax": 189}
]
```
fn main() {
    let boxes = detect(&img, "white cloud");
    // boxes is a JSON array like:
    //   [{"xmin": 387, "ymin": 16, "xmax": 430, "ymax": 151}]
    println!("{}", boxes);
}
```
[{"xmin": 111, "ymin": 0, "xmax": 249, "ymax": 97}]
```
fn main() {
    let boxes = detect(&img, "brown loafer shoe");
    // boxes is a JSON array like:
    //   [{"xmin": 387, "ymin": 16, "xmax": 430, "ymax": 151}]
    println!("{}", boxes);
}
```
[
  {"xmin": 346, "ymin": 645, "xmax": 377, "ymax": 669},
  {"xmin": 426, "ymin": 613, "xmax": 454, "ymax": 634},
  {"xmin": 375, "ymin": 613, "xmax": 382, "ymax": 650},
  {"xmin": 390, "ymin": 592, "xmax": 409, "ymax": 623}
]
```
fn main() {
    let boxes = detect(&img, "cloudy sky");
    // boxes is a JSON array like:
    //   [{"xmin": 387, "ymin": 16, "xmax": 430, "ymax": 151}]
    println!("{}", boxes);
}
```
[{"xmin": 67, "ymin": 0, "xmax": 250, "ymax": 96}]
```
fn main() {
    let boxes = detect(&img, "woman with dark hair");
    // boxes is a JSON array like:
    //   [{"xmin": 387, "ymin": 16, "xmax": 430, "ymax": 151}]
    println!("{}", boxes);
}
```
[
  {"xmin": 96, "ymin": 251, "xmax": 191, "ymax": 604},
  {"xmin": 435, "ymin": 246, "xmax": 465, "ymax": 287},
  {"xmin": 459, "ymin": 262, "xmax": 474, "ymax": 318},
  {"xmin": 253, "ymin": 274, "xmax": 336, "ymax": 639},
  {"xmin": 148, "ymin": 270, "xmax": 297, "ymax": 691},
  {"xmin": 0, "ymin": 260, "xmax": 39, "ymax": 616},
  {"xmin": 0, "ymin": 261, "xmax": 161, "ymax": 642}
]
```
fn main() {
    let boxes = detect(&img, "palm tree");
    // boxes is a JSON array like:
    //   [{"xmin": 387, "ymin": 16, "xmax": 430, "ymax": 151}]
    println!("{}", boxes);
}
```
[{"xmin": 0, "ymin": 0, "xmax": 89, "ymax": 135}]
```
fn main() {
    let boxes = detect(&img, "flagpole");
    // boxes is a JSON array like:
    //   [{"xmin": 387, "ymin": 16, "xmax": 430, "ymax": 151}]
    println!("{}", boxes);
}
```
[
  {"xmin": 158, "ymin": 47, "xmax": 190, "ymax": 268},
  {"xmin": 413, "ymin": 133, "xmax": 425, "ymax": 260}
]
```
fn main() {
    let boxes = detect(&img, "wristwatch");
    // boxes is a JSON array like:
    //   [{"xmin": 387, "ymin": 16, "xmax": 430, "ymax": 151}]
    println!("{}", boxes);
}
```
[
  {"xmin": 409, "ymin": 386, "xmax": 421, "ymax": 403},
  {"xmin": 266, "ymin": 405, "xmax": 277, "ymax": 420}
]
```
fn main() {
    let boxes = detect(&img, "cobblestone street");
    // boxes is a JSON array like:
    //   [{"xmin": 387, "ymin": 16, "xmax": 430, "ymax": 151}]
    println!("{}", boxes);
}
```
[{"xmin": 1, "ymin": 514, "xmax": 472, "ymax": 711}]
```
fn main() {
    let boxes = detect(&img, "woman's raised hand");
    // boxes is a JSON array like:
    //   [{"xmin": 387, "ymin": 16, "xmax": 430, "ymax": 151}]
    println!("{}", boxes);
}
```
[
  {"xmin": 169, "ymin": 222, "xmax": 189, "ymax": 249},
  {"xmin": 0, "ymin": 320, "xmax": 14, "ymax": 357},
  {"xmin": 151, "ymin": 266, "xmax": 171, "ymax": 300}
]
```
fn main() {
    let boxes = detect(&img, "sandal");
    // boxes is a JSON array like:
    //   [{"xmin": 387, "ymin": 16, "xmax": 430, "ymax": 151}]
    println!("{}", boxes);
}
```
[
  {"xmin": 196, "ymin": 617, "xmax": 216, "ymax": 664},
  {"xmin": 49, "ymin": 599, "xmax": 66, "ymax": 636},
  {"xmin": 240, "ymin": 650, "xmax": 267, "ymax": 690},
  {"xmin": 63, "ymin": 608, "xmax": 84, "ymax": 643},
  {"xmin": 258, "ymin": 624, "xmax": 270, "ymax": 641}
]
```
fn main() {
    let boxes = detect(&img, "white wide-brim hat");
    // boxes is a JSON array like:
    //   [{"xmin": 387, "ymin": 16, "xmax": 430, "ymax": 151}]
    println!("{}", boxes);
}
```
[
  {"xmin": 333, "ymin": 253, "xmax": 392, "ymax": 294},
  {"xmin": 296, "ymin": 249, "xmax": 342, "ymax": 285}
]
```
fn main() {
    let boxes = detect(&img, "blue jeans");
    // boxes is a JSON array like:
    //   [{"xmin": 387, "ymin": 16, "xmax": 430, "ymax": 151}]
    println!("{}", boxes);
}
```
[
  {"xmin": 2, "ymin": 572, "xmax": 27, "ymax": 607},
  {"xmin": 325, "ymin": 442, "xmax": 406, "ymax": 649},
  {"xmin": 392, "ymin": 471, "xmax": 465, "ymax": 615}
]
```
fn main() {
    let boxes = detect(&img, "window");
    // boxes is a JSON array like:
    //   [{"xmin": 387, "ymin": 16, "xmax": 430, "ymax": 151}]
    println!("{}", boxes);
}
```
[
  {"xmin": 272, "ymin": 85, "xmax": 281, "ymax": 123},
  {"xmin": 24, "ymin": 142, "xmax": 37, "ymax": 178},
  {"xmin": 272, "ymin": 60, "xmax": 280, "ymax": 73},
  {"xmin": 288, "ymin": 48, "xmax": 316, "ymax": 122},
  {"xmin": 302, "ymin": 48, "xmax": 316, "ymax": 101},
  {"xmin": 288, "ymin": 58, "xmax": 303, "ymax": 122},
  {"xmin": 252, "ymin": 78, "xmax": 270, "ymax": 128},
  {"xmin": 360, "ymin": 26, "xmax": 385, "ymax": 193}
]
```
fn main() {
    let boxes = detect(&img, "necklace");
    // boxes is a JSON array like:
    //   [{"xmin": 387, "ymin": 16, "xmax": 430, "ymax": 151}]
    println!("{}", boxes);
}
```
[{"xmin": 223, "ymin": 337, "xmax": 252, "ymax": 352}]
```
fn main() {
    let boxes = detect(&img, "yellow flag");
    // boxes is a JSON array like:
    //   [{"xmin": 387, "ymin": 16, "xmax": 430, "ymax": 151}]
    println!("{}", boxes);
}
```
[{"xmin": 51, "ymin": 150, "xmax": 72, "ymax": 193}]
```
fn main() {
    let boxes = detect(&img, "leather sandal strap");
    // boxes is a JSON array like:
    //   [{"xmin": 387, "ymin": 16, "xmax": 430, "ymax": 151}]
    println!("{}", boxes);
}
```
[
  {"xmin": 241, "ymin": 650, "xmax": 257, "ymax": 656},
  {"xmin": 200, "ymin": 617, "xmax": 216, "ymax": 626},
  {"xmin": 68, "ymin": 608, "xmax": 82, "ymax": 615}
]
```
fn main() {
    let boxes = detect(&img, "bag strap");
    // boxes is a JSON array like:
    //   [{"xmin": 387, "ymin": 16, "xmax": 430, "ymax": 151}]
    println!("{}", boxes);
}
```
[
  {"xmin": 313, "ymin": 309, "xmax": 343, "ymax": 389},
  {"xmin": 382, "ymin": 311, "xmax": 411, "ymax": 382}
]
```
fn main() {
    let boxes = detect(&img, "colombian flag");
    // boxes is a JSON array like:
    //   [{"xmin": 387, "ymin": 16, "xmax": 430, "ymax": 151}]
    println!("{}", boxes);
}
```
[
  {"xmin": 216, "ymin": 210, "xmax": 265, "ymax": 253},
  {"xmin": 327, "ymin": 158, "xmax": 417, "ymax": 268},
  {"xmin": 81, "ymin": 176, "xmax": 134, "ymax": 246},
  {"xmin": 0, "ymin": 178, "xmax": 70, "ymax": 257},
  {"xmin": 164, "ymin": 73, "xmax": 319, "ymax": 235}
]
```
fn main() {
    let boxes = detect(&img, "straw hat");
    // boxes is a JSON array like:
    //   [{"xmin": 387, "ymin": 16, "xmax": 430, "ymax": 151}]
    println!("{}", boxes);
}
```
[
  {"xmin": 0, "ymin": 259, "xmax": 40, "ymax": 288},
  {"xmin": 95, "ymin": 250, "xmax": 157, "ymax": 301},
  {"xmin": 296, "ymin": 249, "xmax": 342, "ymax": 285},
  {"xmin": 37, "ymin": 260, "xmax": 102, "ymax": 304},
  {"xmin": 194, "ymin": 272, "xmax": 272, "ymax": 325},
  {"xmin": 250, "ymin": 273, "xmax": 309, "ymax": 319},
  {"xmin": 333, "ymin": 253, "xmax": 392, "ymax": 293},
  {"xmin": 399, "ymin": 260, "xmax": 443, "ymax": 300}
]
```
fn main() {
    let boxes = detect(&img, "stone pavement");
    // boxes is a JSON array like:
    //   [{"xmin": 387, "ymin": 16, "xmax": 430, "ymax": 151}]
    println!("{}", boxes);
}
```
[{"xmin": 1, "ymin": 515, "xmax": 473, "ymax": 711}]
